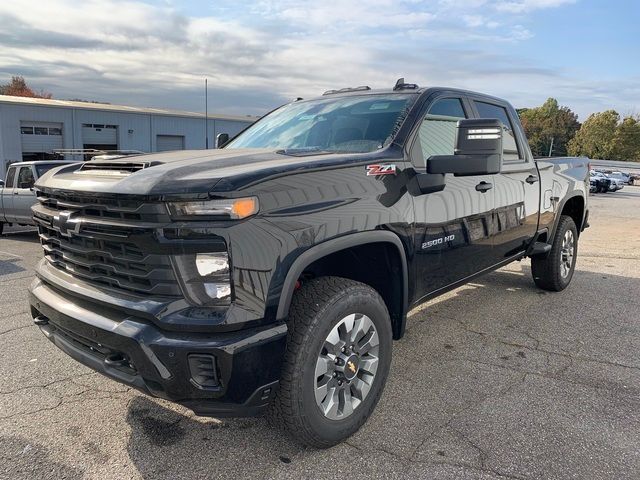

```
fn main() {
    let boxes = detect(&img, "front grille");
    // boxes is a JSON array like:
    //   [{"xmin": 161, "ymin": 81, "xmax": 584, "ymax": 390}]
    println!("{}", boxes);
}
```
[{"xmin": 34, "ymin": 190, "xmax": 181, "ymax": 297}]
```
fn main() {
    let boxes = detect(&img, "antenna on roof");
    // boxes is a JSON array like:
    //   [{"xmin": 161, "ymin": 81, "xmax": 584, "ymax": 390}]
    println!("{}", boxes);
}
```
[{"xmin": 393, "ymin": 78, "xmax": 419, "ymax": 91}]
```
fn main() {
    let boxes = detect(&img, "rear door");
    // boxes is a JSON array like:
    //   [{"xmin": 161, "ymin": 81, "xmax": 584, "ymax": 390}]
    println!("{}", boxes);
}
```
[
  {"xmin": 469, "ymin": 98, "xmax": 539, "ymax": 260},
  {"xmin": 1, "ymin": 166, "xmax": 18, "ymax": 222},
  {"xmin": 409, "ymin": 94, "xmax": 496, "ymax": 298},
  {"xmin": 12, "ymin": 165, "xmax": 37, "ymax": 224}
]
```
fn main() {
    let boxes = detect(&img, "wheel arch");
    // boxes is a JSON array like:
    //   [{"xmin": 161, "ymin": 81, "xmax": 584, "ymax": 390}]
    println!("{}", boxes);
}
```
[
  {"xmin": 551, "ymin": 192, "xmax": 586, "ymax": 239},
  {"xmin": 276, "ymin": 231, "xmax": 409, "ymax": 340}
]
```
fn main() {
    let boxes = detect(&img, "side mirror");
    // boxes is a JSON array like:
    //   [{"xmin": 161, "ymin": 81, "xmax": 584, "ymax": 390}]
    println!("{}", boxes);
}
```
[
  {"xmin": 216, "ymin": 133, "xmax": 229, "ymax": 148},
  {"xmin": 427, "ymin": 119, "xmax": 503, "ymax": 176}
]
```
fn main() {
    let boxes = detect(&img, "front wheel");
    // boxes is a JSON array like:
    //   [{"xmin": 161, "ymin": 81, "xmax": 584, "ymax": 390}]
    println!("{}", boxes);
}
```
[
  {"xmin": 271, "ymin": 276, "xmax": 392, "ymax": 448},
  {"xmin": 531, "ymin": 215, "xmax": 578, "ymax": 291}
]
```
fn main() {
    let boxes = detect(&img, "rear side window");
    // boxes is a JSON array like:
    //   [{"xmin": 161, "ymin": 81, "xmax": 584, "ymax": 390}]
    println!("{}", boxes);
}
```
[
  {"xmin": 416, "ymin": 98, "xmax": 467, "ymax": 164},
  {"xmin": 4, "ymin": 166, "xmax": 16, "ymax": 188},
  {"xmin": 17, "ymin": 166, "xmax": 35, "ymax": 189},
  {"xmin": 473, "ymin": 101, "xmax": 520, "ymax": 162},
  {"xmin": 35, "ymin": 163, "xmax": 59, "ymax": 177}
]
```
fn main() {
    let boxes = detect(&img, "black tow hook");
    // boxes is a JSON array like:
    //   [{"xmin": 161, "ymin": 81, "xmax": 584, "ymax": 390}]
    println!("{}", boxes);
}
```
[
  {"xmin": 33, "ymin": 315, "xmax": 49, "ymax": 326},
  {"xmin": 104, "ymin": 353, "xmax": 129, "ymax": 368}
]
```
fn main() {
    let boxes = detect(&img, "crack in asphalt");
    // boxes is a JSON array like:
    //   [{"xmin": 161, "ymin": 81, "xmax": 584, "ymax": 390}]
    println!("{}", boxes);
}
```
[
  {"xmin": 344, "ymin": 373, "xmax": 528, "ymax": 480},
  {"xmin": 0, "ymin": 372, "xmax": 97, "ymax": 395},
  {"xmin": 457, "ymin": 319, "xmax": 640, "ymax": 372},
  {"xmin": 0, "ymin": 324, "xmax": 33, "ymax": 337}
]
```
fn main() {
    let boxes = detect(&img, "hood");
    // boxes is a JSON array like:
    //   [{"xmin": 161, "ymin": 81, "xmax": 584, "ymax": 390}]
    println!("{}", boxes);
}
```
[{"xmin": 34, "ymin": 148, "xmax": 376, "ymax": 198}]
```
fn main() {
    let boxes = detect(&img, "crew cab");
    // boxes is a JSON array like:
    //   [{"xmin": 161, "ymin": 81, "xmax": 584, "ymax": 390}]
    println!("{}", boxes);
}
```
[
  {"xmin": 0, "ymin": 161, "xmax": 77, "ymax": 235},
  {"xmin": 28, "ymin": 81, "xmax": 589, "ymax": 448}
]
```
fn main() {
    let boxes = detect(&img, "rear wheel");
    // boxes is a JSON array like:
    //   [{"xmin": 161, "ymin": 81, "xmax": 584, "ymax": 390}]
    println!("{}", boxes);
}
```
[
  {"xmin": 271, "ymin": 276, "xmax": 392, "ymax": 448},
  {"xmin": 531, "ymin": 215, "xmax": 578, "ymax": 291}
]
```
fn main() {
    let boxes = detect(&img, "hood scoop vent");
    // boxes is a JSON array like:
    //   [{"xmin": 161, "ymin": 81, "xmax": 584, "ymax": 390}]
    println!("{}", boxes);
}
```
[{"xmin": 76, "ymin": 161, "xmax": 151, "ymax": 176}]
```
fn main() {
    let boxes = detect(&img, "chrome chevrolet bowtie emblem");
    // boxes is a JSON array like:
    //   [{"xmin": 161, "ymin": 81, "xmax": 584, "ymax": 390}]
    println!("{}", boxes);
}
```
[{"xmin": 53, "ymin": 210, "xmax": 82, "ymax": 237}]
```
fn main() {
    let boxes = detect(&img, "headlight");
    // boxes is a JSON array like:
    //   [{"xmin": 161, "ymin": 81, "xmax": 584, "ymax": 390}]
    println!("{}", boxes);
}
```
[
  {"xmin": 168, "ymin": 197, "xmax": 259, "ymax": 220},
  {"xmin": 171, "ymin": 252, "xmax": 232, "ymax": 306}
]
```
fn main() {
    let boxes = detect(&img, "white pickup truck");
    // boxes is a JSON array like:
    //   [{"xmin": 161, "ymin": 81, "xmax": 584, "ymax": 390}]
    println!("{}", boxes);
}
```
[{"xmin": 0, "ymin": 161, "xmax": 76, "ymax": 234}]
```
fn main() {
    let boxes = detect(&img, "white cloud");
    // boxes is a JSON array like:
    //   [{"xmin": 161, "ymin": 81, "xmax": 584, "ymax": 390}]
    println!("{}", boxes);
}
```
[{"xmin": 0, "ymin": 0, "xmax": 634, "ymax": 119}]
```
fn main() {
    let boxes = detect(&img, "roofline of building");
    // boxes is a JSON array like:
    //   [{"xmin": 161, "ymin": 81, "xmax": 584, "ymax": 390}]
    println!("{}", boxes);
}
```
[{"xmin": 0, "ymin": 95, "xmax": 258, "ymax": 123}]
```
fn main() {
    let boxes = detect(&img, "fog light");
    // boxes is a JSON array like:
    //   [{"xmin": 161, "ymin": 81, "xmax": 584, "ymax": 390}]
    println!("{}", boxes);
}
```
[{"xmin": 196, "ymin": 253, "xmax": 229, "ymax": 276}]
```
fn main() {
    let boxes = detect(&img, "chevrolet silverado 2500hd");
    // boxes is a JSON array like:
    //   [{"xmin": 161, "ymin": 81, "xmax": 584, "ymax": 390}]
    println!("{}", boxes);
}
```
[{"xmin": 29, "ymin": 81, "xmax": 589, "ymax": 448}]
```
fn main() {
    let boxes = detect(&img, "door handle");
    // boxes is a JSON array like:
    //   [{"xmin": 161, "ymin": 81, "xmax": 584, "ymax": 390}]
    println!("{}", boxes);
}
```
[
  {"xmin": 526, "ymin": 175, "xmax": 539, "ymax": 184},
  {"xmin": 475, "ymin": 181, "xmax": 493, "ymax": 193}
]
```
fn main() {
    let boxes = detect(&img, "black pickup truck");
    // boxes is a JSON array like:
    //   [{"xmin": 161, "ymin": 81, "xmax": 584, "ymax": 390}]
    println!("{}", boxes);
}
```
[{"xmin": 29, "ymin": 80, "xmax": 589, "ymax": 448}]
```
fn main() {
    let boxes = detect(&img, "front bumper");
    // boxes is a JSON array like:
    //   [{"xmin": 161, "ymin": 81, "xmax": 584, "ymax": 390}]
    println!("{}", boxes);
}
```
[{"xmin": 29, "ymin": 278, "xmax": 287, "ymax": 417}]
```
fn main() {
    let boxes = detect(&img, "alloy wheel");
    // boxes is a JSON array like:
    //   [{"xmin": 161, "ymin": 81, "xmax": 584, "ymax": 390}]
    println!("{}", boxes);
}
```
[{"xmin": 314, "ymin": 313, "xmax": 380, "ymax": 420}]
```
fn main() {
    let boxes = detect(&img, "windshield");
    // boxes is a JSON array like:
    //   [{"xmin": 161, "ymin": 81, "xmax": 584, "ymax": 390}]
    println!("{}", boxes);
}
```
[{"xmin": 226, "ymin": 94, "xmax": 417, "ymax": 154}]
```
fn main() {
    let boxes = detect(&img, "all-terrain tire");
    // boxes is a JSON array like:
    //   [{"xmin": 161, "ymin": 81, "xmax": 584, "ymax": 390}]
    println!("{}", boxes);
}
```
[
  {"xmin": 531, "ymin": 215, "xmax": 578, "ymax": 291},
  {"xmin": 270, "ymin": 276, "xmax": 392, "ymax": 448}
]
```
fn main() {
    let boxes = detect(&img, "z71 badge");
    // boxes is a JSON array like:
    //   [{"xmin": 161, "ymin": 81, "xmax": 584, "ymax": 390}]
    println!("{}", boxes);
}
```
[{"xmin": 366, "ymin": 164, "xmax": 397, "ymax": 176}]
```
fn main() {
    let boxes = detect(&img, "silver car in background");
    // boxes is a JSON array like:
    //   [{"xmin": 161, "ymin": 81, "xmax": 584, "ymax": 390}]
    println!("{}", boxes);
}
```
[{"xmin": 0, "ymin": 161, "xmax": 78, "ymax": 235}]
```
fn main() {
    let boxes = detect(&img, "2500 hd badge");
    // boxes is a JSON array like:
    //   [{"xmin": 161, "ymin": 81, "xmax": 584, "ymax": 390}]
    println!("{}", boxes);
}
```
[{"xmin": 422, "ymin": 234, "xmax": 456, "ymax": 249}]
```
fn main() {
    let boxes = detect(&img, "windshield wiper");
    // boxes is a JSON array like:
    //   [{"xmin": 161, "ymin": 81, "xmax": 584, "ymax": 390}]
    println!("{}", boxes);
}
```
[{"xmin": 276, "ymin": 147, "xmax": 335, "ymax": 157}]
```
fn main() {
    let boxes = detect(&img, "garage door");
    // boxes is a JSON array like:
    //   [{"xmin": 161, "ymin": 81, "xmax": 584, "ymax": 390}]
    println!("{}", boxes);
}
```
[
  {"xmin": 82, "ymin": 124, "xmax": 118, "ymax": 147},
  {"xmin": 156, "ymin": 135, "xmax": 185, "ymax": 152},
  {"xmin": 20, "ymin": 122, "xmax": 63, "ymax": 154}
]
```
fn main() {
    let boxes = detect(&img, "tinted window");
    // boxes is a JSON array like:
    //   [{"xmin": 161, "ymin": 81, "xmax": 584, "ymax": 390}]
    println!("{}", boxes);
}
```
[
  {"xmin": 20, "ymin": 126, "xmax": 34, "ymax": 134},
  {"xmin": 5, "ymin": 166, "xmax": 16, "ymax": 188},
  {"xmin": 35, "ymin": 163, "xmax": 60, "ymax": 177},
  {"xmin": 473, "ymin": 101, "xmax": 520, "ymax": 161},
  {"xmin": 428, "ymin": 98, "xmax": 466, "ymax": 118},
  {"xmin": 417, "ymin": 98, "xmax": 467, "ymax": 165},
  {"xmin": 17, "ymin": 166, "xmax": 35, "ymax": 189}
]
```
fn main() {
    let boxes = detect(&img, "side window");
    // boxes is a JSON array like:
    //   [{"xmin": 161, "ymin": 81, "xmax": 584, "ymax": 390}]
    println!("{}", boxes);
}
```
[
  {"xmin": 417, "ymin": 98, "xmax": 467, "ymax": 165},
  {"xmin": 17, "ymin": 166, "xmax": 35, "ymax": 189},
  {"xmin": 5, "ymin": 166, "xmax": 17, "ymax": 188},
  {"xmin": 473, "ymin": 101, "xmax": 521, "ymax": 162}
]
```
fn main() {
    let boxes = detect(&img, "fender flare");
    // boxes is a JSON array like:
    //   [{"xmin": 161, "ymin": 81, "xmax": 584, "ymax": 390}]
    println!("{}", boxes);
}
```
[
  {"xmin": 275, "ymin": 231, "xmax": 409, "ymax": 333},
  {"xmin": 550, "ymin": 191, "xmax": 586, "ymax": 239}
]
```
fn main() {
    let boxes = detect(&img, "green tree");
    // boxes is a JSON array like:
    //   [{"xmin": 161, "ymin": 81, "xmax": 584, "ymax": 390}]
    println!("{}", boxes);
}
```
[
  {"xmin": 609, "ymin": 116, "xmax": 640, "ymax": 161},
  {"xmin": 567, "ymin": 110, "xmax": 619, "ymax": 159},
  {"xmin": 0, "ymin": 75, "xmax": 52, "ymax": 98},
  {"xmin": 518, "ymin": 98, "xmax": 580, "ymax": 157}
]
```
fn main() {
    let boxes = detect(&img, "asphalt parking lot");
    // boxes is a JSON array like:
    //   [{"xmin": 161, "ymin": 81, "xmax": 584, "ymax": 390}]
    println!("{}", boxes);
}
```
[{"xmin": 1, "ymin": 189, "xmax": 639, "ymax": 480}]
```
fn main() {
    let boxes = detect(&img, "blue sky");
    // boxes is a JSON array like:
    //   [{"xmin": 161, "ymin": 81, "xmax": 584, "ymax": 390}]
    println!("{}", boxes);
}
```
[{"xmin": 0, "ymin": 0, "xmax": 638, "ymax": 119}]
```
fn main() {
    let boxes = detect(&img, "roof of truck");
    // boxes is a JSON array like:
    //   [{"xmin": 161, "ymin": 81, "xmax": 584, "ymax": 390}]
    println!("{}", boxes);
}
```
[
  {"xmin": 5, "ymin": 160, "xmax": 78, "ymax": 167},
  {"xmin": 308, "ymin": 85, "xmax": 510, "ymax": 105}
]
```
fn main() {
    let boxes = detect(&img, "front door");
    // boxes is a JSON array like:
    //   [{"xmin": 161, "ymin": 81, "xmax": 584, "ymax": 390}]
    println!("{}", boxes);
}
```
[
  {"xmin": 12, "ymin": 166, "xmax": 37, "ymax": 224},
  {"xmin": 469, "ymin": 99, "xmax": 539, "ymax": 259},
  {"xmin": 410, "ymin": 95, "xmax": 496, "ymax": 298},
  {"xmin": 1, "ymin": 166, "xmax": 18, "ymax": 222}
]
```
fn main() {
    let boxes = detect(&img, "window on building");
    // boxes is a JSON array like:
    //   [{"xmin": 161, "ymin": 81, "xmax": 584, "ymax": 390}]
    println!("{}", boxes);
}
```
[
  {"xmin": 473, "ymin": 101, "xmax": 521, "ymax": 162},
  {"xmin": 49, "ymin": 127, "xmax": 62, "ymax": 135},
  {"xmin": 20, "ymin": 126, "xmax": 34, "ymax": 135},
  {"xmin": 34, "ymin": 127, "xmax": 48, "ymax": 135}
]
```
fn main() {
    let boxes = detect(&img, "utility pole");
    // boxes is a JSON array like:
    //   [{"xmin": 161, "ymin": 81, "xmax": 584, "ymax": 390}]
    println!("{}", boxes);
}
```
[
  {"xmin": 548, "ymin": 136, "xmax": 554, "ymax": 157},
  {"xmin": 205, "ymin": 78, "xmax": 209, "ymax": 149}
]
